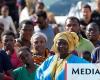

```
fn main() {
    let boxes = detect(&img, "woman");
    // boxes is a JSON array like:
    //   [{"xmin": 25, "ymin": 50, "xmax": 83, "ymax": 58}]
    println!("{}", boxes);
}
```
[
  {"xmin": 13, "ymin": 46, "xmax": 38, "ymax": 80},
  {"xmin": 31, "ymin": 32, "xmax": 51, "ymax": 65},
  {"xmin": 36, "ymin": 32, "xmax": 88, "ymax": 80}
]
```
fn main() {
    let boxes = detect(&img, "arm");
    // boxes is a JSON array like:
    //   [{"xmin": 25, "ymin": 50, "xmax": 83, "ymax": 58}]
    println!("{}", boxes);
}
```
[{"xmin": 9, "ymin": 17, "xmax": 17, "ymax": 34}]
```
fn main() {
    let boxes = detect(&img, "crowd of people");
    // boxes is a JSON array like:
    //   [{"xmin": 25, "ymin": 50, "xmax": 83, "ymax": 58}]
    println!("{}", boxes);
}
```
[{"xmin": 0, "ymin": 0, "xmax": 100, "ymax": 80}]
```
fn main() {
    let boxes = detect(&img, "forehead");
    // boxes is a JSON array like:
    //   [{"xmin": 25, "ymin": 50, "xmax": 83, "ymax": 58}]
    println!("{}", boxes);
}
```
[
  {"xmin": 32, "ymin": 36, "xmax": 46, "ymax": 41},
  {"xmin": 18, "ymin": 50, "xmax": 30, "ymax": 57},
  {"xmin": 57, "ymin": 39, "xmax": 67, "ymax": 43},
  {"xmin": 21, "ymin": 24, "xmax": 33, "ymax": 29},
  {"xmin": 87, "ymin": 25, "xmax": 98, "ymax": 31},
  {"xmin": 65, "ymin": 19, "xmax": 79, "ymax": 25},
  {"xmin": 2, "ymin": 35, "xmax": 14, "ymax": 39},
  {"xmin": 1, "ymin": 7, "xmax": 8, "ymax": 11},
  {"xmin": 82, "ymin": 7, "xmax": 91, "ymax": 11}
]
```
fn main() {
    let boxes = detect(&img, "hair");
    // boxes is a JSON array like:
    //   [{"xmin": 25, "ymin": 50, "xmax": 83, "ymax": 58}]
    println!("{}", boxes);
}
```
[
  {"xmin": 82, "ymin": 4, "xmax": 91, "ymax": 11},
  {"xmin": 36, "ymin": 11, "xmax": 47, "ymax": 19},
  {"xmin": 31, "ymin": 32, "xmax": 47, "ymax": 42},
  {"xmin": 17, "ymin": 46, "xmax": 31, "ymax": 53},
  {"xmin": 1, "ymin": 5, "xmax": 9, "ymax": 10},
  {"xmin": 17, "ymin": 46, "xmax": 32, "ymax": 57},
  {"xmin": 36, "ymin": 2, "xmax": 45, "ymax": 8},
  {"xmin": 86, "ymin": 22, "xmax": 100, "ymax": 31},
  {"xmin": 66, "ymin": 16, "xmax": 80, "ymax": 26},
  {"xmin": 19, "ymin": 20, "xmax": 34, "ymax": 30},
  {"xmin": 1, "ymin": 30, "xmax": 15, "ymax": 38}
]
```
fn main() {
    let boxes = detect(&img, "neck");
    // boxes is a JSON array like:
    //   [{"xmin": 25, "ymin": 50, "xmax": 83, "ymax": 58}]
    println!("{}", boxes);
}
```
[
  {"xmin": 91, "ymin": 39, "xmax": 98, "ymax": 45},
  {"xmin": 6, "ymin": 49, "xmax": 14, "ymax": 55},
  {"xmin": 33, "ymin": 49, "xmax": 45, "ymax": 57},
  {"xmin": 26, "ymin": 63, "xmax": 36, "ymax": 73},
  {"xmin": 58, "ymin": 53, "xmax": 70, "ymax": 59},
  {"xmin": 84, "ymin": 18, "xmax": 91, "ymax": 24},
  {"xmin": 3, "ymin": 15, "xmax": 7, "ymax": 18}
]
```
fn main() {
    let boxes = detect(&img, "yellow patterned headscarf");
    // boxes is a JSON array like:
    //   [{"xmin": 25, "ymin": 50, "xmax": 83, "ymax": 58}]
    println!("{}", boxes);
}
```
[{"xmin": 51, "ymin": 32, "xmax": 79, "ymax": 53}]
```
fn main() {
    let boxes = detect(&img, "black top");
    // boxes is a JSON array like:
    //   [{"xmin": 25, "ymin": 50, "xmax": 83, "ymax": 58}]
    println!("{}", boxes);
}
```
[
  {"xmin": 80, "ymin": 18, "xmax": 93, "ymax": 27},
  {"xmin": 91, "ymin": 10, "xmax": 100, "ymax": 30},
  {"xmin": 0, "ymin": 50, "xmax": 12, "ymax": 73}
]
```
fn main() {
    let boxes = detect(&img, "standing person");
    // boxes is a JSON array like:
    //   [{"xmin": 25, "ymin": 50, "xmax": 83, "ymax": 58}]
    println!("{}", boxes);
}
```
[
  {"xmin": 86, "ymin": 22, "xmax": 100, "ymax": 47},
  {"xmin": 34, "ymin": 11, "xmax": 55, "ymax": 49},
  {"xmin": 19, "ymin": 0, "xmax": 37, "ymax": 23},
  {"xmin": 3, "ymin": 0, "xmax": 19, "ymax": 28},
  {"xmin": 15, "ymin": 20, "xmax": 34, "ymax": 48},
  {"xmin": 36, "ymin": 32, "xmax": 88, "ymax": 80},
  {"xmin": 0, "ymin": 5, "xmax": 17, "ymax": 35},
  {"xmin": 80, "ymin": 4, "xmax": 93, "ymax": 27},
  {"xmin": 1, "ymin": 30, "xmax": 22, "ymax": 69},
  {"xmin": 65, "ymin": 16, "xmax": 94, "ymax": 57},
  {"xmin": 47, "ymin": 12, "xmax": 60, "ymax": 35},
  {"xmin": 35, "ymin": 2, "xmax": 45, "ymax": 13},
  {"xmin": 13, "ymin": 46, "xmax": 38, "ymax": 80},
  {"xmin": 91, "ymin": 0, "xmax": 100, "ymax": 28},
  {"xmin": 31, "ymin": 32, "xmax": 51, "ymax": 65},
  {"xmin": 80, "ymin": 4, "xmax": 93, "ymax": 38},
  {"xmin": 16, "ymin": 0, "xmax": 26, "ymax": 14}
]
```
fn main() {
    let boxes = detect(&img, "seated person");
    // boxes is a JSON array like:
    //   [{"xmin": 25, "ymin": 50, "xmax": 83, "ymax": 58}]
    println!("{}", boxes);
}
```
[{"xmin": 36, "ymin": 32, "xmax": 88, "ymax": 80}]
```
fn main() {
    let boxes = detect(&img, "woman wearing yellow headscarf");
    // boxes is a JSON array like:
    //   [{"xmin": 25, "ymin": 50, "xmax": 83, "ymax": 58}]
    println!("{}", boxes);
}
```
[{"xmin": 36, "ymin": 32, "xmax": 88, "ymax": 80}]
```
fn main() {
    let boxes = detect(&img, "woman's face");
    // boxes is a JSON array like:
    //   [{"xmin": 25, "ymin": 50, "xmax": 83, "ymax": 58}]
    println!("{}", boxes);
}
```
[
  {"xmin": 56, "ymin": 39, "xmax": 69, "ymax": 55},
  {"xmin": 31, "ymin": 36, "xmax": 46, "ymax": 53}
]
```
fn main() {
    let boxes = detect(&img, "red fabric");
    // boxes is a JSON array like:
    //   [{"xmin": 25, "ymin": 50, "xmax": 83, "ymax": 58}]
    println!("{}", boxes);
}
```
[
  {"xmin": 10, "ymin": 50, "xmax": 23, "ymax": 68},
  {"xmin": 3, "ymin": 75, "xmax": 13, "ymax": 80}
]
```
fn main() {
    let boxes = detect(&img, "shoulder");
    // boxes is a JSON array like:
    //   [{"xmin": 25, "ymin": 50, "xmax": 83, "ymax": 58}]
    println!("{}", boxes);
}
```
[
  {"xmin": 37, "ymin": 55, "xmax": 54, "ymax": 71},
  {"xmin": 80, "ymin": 37, "xmax": 94, "ymax": 48},
  {"xmin": 68, "ymin": 54, "xmax": 89, "ymax": 63},
  {"xmin": 13, "ymin": 66, "xmax": 25, "ymax": 74},
  {"xmin": 0, "ymin": 50, "xmax": 8, "ymax": 57},
  {"xmin": 36, "ymin": 55, "xmax": 55, "ymax": 79},
  {"xmin": 80, "ymin": 37, "xmax": 93, "ymax": 45},
  {"xmin": 13, "ymin": 66, "xmax": 25, "ymax": 78},
  {"xmin": 5, "ymin": 16, "xmax": 12, "ymax": 20},
  {"xmin": 92, "ymin": 10, "xmax": 99, "ymax": 15}
]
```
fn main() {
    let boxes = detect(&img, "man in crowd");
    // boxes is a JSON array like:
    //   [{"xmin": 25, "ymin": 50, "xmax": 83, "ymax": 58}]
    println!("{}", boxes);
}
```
[{"xmin": 65, "ymin": 16, "xmax": 94, "ymax": 57}]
